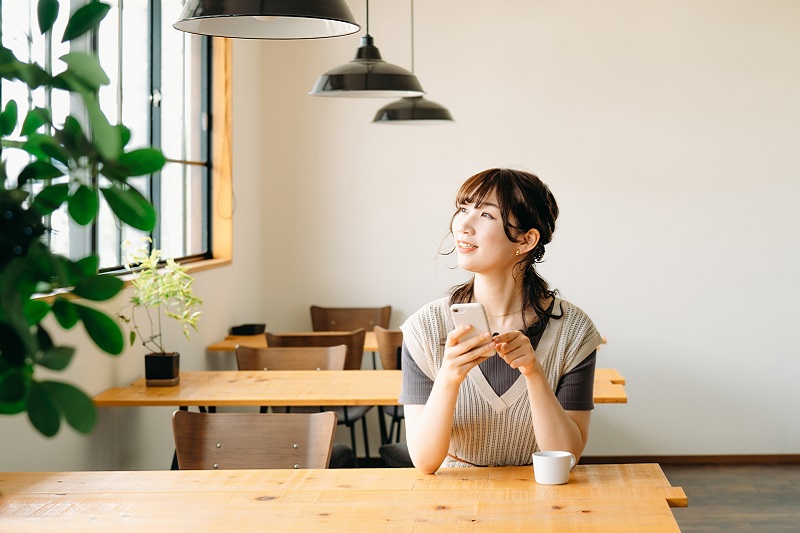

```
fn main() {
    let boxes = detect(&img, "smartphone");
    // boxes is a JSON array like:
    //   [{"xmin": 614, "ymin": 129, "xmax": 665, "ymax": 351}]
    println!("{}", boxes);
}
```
[{"xmin": 450, "ymin": 303, "xmax": 492, "ymax": 342}]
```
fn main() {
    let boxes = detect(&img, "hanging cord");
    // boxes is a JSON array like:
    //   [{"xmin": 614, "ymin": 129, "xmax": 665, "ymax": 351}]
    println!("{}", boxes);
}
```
[
  {"xmin": 365, "ymin": 0, "xmax": 370, "ymax": 36},
  {"xmin": 410, "ymin": 0, "xmax": 415, "ymax": 73}
]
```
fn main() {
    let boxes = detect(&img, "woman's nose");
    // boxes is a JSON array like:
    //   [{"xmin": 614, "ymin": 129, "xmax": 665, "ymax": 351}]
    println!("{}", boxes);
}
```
[{"xmin": 454, "ymin": 214, "xmax": 474, "ymax": 235}]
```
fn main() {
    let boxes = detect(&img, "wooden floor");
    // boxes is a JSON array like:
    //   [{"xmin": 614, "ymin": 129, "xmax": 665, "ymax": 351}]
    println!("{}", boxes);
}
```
[{"xmin": 661, "ymin": 463, "xmax": 800, "ymax": 532}]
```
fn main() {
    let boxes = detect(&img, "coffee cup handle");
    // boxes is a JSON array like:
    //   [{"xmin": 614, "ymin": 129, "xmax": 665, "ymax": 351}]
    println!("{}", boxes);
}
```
[{"xmin": 568, "ymin": 453, "xmax": 577, "ymax": 470}]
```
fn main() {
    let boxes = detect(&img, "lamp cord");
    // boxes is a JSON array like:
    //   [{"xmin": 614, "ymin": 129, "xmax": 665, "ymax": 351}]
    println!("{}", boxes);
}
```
[
  {"xmin": 365, "ymin": 0, "xmax": 370, "ymax": 36},
  {"xmin": 410, "ymin": 0, "xmax": 415, "ymax": 73}
]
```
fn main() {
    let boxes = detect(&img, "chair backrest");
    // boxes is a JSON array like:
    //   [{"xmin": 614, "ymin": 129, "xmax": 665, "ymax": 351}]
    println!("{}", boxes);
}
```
[
  {"xmin": 265, "ymin": 329, "xmax": 366, "ymax": 370},
  {"xmin": 172, "ymin": 410, "xmax": 338, "ymax": 470},
  {"xmin": 235, "ymin": 345, "xmax": 346, "ymax": 371},
  {"xmin": 373, "ymin": 326, "xmax": 403, "ymax": 370},
  {"xmin": 310, "ymin": 305, "xmax": 391, "ymax": 332}
]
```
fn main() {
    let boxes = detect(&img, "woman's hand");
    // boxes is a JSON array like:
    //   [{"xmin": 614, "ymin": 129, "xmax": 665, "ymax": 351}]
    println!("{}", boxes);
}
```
[
  {"xmin": 440, "ymin": 326, "xmax": 496, "ymax": 386},
  {"xmin": 493, "ymin": 330, "xmax": 542, "ymax": 376}
]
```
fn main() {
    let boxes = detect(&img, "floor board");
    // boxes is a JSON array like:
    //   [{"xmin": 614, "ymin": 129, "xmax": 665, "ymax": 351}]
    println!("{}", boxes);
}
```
[{"xmin": 661, "ymin": 463, "xmax": 800, "ymax": 532}]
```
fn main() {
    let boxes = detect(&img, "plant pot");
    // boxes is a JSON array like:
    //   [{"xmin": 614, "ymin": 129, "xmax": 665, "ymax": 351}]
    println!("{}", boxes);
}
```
[{"xmin": 145, "ymin": 352, "xmax": 180, "ymax": 387}]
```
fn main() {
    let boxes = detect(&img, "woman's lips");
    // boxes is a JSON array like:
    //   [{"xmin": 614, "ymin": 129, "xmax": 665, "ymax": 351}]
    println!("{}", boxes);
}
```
[{"xmin": 457, "ymin": 241, "xmax": 477, "ymax": 253}]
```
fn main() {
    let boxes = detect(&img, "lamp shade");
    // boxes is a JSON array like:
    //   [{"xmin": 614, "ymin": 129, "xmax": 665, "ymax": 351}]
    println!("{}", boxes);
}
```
[
  {"xmin": 309, "ymin": 36, "xmax": 425, "ymax": 97},
  {"xmin": 373, "ymin": 96, "xmax": 453, "ymax": 123},
  {"xmin": 173, "ymin": 0, "xmax": 360, "ymax": 39}
]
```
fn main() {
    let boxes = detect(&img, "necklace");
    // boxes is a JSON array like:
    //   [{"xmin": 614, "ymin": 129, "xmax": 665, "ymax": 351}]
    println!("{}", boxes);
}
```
[{"xmin": 486, "ymin": 309, "xmax": 524, "ymax": 318}]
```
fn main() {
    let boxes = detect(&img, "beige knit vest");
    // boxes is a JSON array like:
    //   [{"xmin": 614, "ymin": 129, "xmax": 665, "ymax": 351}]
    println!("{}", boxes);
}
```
[{"xmin": 401, "ymin": 297, "xmax": 603, "ymax": 467}]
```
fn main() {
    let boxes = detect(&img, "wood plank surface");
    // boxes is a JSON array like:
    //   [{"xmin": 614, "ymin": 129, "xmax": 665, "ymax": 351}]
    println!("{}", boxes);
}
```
[
  {"xmin": 0, "ymin": 465, "xmax": 684, "ymax": 532},
  {"xmin": 92, "ymin": 369, "xmax": 627, "ymax": 407}
]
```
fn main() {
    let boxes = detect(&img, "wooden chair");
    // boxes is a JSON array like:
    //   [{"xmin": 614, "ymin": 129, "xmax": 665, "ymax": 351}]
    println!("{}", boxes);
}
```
[
  {"xmin": 235, "ymin": 345, "xmax": 347, "ymax": 372},
  {"xmin": 263, "ymin": 330, "xmax": 371, "ymax": 466},
  {"xmin": 265, "ymin": 329, "xmax": 366, "ymax": 371},
  {"xmin": 374, "ymin": 326, "xmax": 405, "ymax": 444},
  {"xmin": 310, "ymin": 305, "xmax": 391, "ymax": 370},
  {"xmin": 310, "ymin": 305, "xmax": 391, "ymax": 332},
  {"xmin": 172, "ymin": 410, "xmax": 338, "ymax": 470},
  {"xmin": 235, "ymin": 345, "xmax": 347, "ymax": 413}
]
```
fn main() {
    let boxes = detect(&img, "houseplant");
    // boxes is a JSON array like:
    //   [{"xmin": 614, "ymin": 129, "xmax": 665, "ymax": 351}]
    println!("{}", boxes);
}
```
[
  {"xmin": 118, "ymin": 239, "xmax": 202, "ymax": 386},
  {"xmin": 0, "ymin": 1, "xmax": 164, "ymax": 435}
]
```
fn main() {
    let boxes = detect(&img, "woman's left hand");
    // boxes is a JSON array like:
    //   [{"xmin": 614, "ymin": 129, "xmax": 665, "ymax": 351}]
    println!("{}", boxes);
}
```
[{"xmin": 493, "ymin": 330, "xmax": 542, "ymax": 376}]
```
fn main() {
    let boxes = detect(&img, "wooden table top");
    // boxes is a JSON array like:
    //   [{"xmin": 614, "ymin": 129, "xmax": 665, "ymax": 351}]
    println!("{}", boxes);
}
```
[
  {"xmin": 207, "ymin": 331, "xmax": 379, "ymax": 353},
  {"xmin": 93, "ymin": 369, "xmax": 627, "ymax": 407},
  {"xmin": 0, "ymin": 464, "xmax": 685, "ymax": 532}
]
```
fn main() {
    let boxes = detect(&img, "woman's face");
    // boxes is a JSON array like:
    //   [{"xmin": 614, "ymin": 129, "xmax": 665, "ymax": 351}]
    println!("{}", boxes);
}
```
[{"xmin": 452, "ymin": 190, "xmax": 519, "ymax": 275}]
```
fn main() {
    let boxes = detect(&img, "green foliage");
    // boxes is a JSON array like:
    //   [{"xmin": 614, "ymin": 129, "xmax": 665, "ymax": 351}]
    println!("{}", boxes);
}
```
[
  {"xmin": 119, "ymin": 239, "xmax": 202, "ymax": 355},
  {"xmin": 0, "ymin": 1, "xmax": 165, "ymax": 437}
]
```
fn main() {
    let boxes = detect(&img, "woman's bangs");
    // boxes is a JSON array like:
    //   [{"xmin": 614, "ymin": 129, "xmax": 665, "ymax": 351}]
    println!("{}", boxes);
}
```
[{"xmin": 456, "ymin": 171, "xmax": 500, "ymax": 207}]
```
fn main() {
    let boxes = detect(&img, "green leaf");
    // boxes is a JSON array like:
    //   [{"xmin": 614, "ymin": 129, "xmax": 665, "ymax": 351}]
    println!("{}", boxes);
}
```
[
  {"xmin": 27, "ymin": 380, "xmax": 60, "ymax": 437},
  {"xmin": 24, "ymin": 299, "xmax": 50, "ymax": 325},
  {"xmin": 59, "ymin": 52, "xmax": 110, "ymax": 91},
  {"xmin": 0, "ymin": 366, "xmax": 32, "ymax": 415},
  {"xmin": 36, "ymin": 324, "xmax": 54, "ymax": 352},
  {"xmin": 38, "ymin": 0, "xmax": 60, "ymax": 35},
  {"xmin": 19, "ymin": 160, "xmax": 64, "ymax": 185},
  {"xmin": 73, "ymin": 255, "xmax": 100, "ymax": 278},
  {"xmin": 101, "ymin": 184, "xmax": 156, "ymax": 232},
  {"xmin": 62, "ymin": 1, "xmax": 111, "ymax": 43},
  {"xmin": 74, "ymin": 303, "xmax": 124, "ymax": 355},
  {"xmin": 73, "ymin": 274, "xmax": 124, "ymax": 301},
  {"xmin": 37, "ymin": 347, "xmax": 75, "ymax": 371},
  {"xmin": 0, "ymin": 99, "xmax": 18, "ymax": 136},
  {"xmin": 115, "ymin": 124, "xmax": 131, "ymax": 148},
  {"xmin": 56, "ymin": 115, "xmax": 96, "ymax": 160},
  {"xmin": 52, "ymin": 298, "xmax": 80, "ymax": 329},
  {"xmin": 129, "ymin": 330, "xmax": 136, "ymax": 347},
  {"xmin": 9, "ymin": 61, "xmax": 51, "ymax": 89},
  {"xmin": 0, "ymin": 321, "xmax": 29, "ymax": 368},
  {"xmin": 41, "ymin": 381, "xmax": 96, "ymax": 434},
  {"xmin": 118, "ymin": 148, "xmax": 166, "ymax": 176},
  {"xmin": 83, "ymin": 95, "xmax": 120, "ymax": 159},
  {"xmin": 24, "ymin": 133, "xmax": 70, "ymax": 165},
  {"xmin": 21, "ymin": 107, "xmax": 51, "ymax": 135},
  {"xmin": 68, "ymin": 184, "xmax": 99, "ymax": 225},
  {"xmin": 31, "ymin": 182, "xmax": 69, "ymax": 215}
]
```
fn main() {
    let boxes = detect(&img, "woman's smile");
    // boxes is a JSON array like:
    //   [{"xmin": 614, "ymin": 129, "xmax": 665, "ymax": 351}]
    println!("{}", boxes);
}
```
[{"xmin": 456, "ymin": 240, "xmax": 478, "ymax": 253}]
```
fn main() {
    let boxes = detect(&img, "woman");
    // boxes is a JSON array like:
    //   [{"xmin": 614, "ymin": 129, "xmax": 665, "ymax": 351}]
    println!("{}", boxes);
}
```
[{"xmin": 399, "ymin": 168, "xmax": 603, "ymax": 474}]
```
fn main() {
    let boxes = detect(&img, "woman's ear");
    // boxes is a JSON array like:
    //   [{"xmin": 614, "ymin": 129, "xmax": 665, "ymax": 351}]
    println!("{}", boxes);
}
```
[{"xmin": 520, "ymin": 229, "xmax": 540, "ymax": 254}]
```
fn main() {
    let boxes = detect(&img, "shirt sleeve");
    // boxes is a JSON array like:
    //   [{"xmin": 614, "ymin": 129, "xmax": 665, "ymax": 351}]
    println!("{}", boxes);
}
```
[
  {"xmin": 555, "ymin": 350, "xmax": 596, "ymax": 410},
  {"xmin": 398, "ymin": 341, "xmax": 433, "ymax": 405}
]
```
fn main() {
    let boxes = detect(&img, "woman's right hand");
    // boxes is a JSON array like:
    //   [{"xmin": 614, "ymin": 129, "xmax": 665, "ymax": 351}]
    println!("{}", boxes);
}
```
[{"xmin": 440, "ymin": 326, "xmax": 496, "ymax": 386}]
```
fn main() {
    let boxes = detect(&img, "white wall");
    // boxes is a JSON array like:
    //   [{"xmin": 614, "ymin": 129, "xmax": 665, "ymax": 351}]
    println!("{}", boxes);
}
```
[
  {"xmin": 257, "ymin": 0, "xmax": 800, "ymax": 456},
  {"xmin": 2, "ymin": 0, "xmax": 798, "ymax": 471}
]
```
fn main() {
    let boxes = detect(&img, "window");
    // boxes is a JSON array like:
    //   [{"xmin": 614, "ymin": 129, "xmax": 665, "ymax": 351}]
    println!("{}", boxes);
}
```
[{"xmin": 1, "ymin": 0, "xmax": 212, "ymax": 271}]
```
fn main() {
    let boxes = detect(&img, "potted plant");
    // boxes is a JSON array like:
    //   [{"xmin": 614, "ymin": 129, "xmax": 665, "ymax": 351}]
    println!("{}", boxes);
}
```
[
  {"xmin": 118, "ymin": 239, "xmax": 202, "ymax": 386},
  {"xmin": 0, "ymin": 1, "xmax": 164, "ymax": 436}
]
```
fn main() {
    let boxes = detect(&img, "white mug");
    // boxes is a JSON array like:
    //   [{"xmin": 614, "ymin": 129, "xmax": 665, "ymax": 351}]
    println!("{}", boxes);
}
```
[{"xmin": 532, "ymin": 450, "xmax": 577, "ymax": 485}]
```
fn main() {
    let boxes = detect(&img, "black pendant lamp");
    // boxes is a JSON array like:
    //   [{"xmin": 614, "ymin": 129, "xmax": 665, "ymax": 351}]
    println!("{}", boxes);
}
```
[
  {"xmin": 173, "ymin": 0, "xmax": 360, "ymax": 40},
  {"xmin": 373, "ymin": 96, "xmax": 453, "ymax": 122},
  {"xmin": 373, "ymin": 0, "xmax": 452, "ymax": 122},
  {"xmin": 309, "ymin": 0, "xmax": 424, "ymax": 97}
]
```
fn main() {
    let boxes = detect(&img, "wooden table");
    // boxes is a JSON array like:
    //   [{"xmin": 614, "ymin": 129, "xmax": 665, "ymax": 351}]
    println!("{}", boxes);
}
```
[
  {"xmin": 93, "ymin": 369, "xmax": 627, "ymax": 407},
  {"xmin": 0, "ymin": 464, "xmax": 685, "ymax": 531},
  {"xmin": 207, "ymin": 331, "xmax": 379, "ymax": 353}
]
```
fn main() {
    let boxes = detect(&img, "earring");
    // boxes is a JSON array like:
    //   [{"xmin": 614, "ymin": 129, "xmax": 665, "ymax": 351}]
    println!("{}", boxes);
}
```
[{"xmin": 515, "ymin": 249, "xmax": 521, "ymax": 256}]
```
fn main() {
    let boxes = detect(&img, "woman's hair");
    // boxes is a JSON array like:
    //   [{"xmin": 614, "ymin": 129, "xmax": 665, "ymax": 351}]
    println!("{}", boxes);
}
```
[{"xmin": 447, "ymin": 168, "xmax": 560, "ymax": 327}]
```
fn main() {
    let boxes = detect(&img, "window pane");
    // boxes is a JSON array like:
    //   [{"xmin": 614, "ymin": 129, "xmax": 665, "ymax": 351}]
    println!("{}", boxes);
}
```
[
  {"xmin": 160, "ymin": 0, "xmax": 206, "ymax": 163},
  {"xmin": 4, "ymin": 0, "xmax": 211, "ymax": 271}
]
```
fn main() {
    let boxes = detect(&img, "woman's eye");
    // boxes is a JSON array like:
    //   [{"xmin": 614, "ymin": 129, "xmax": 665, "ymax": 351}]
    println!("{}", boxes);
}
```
[
  {"xmin": 481, "ymin": 211, "xmax": 495, "ymax": 219},
  {"xmin": 459, "ymin": 206, "xmax": 468, "ymax": 213}
]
